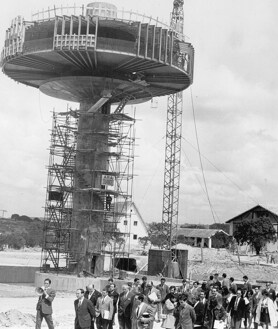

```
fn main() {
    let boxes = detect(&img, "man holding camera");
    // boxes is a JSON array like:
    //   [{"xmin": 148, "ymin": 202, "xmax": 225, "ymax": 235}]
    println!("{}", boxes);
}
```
[{"xmin": 36, "ymin": 278, "xmax": 56, "ymax": 329}]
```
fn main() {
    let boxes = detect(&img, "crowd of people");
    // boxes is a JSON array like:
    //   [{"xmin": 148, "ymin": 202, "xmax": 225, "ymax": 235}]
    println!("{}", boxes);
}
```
[{"xmin": 35, "ymin": 274, "xmax": 278, "ymax": 329}]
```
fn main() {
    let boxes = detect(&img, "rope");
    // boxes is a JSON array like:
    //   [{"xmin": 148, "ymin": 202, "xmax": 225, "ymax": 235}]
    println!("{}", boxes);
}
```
[
  {"xmin": 182, "ymin": 137, "xmax": 259, "ymax": 205},
  {"xmin": 181, "ymin": 146, "xmax": 221, "ymax": 222},
  {"xmin": 190, "ymin": 86, "xmax": 217, "ymax": 223}
]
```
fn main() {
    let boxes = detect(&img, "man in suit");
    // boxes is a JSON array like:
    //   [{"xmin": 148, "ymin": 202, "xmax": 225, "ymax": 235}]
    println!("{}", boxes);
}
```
[
  {"xmin": 74, "ymin": 288, "xmax": 95, "ymax": 329},
  {"xmin": 229, "ymin": 278, "xmax": 237, "ymax": 294},
  {"xmin": 199, "ymin": 291, "xmax": 208, "ymax": 328},
  {"xmin": 156, "ymin": 277, "xmax": 169, "ymax": 303},
  {"xmin": 264, "ymin": 282, "xmax": 276, "ymax": 302},
  {"xmin": 85, "ymin": 284, "xmax": 101, "ymax": 329},
  {"xmin": 178, "ymin": 293, "xmax": 196, "ymax": 329},
  {"xmin": 243, "ymin": 276, "xmax": 252, "ymax": 292},
  {"xmin": 108, "ymin": 283, "xmax": 119, "ymax": 329},
  {"xmin": 118, "ymin": 284, "xmax": 135, "ymax": 329},
  {"xmin": 134, "ymin": 295, "xmax": 155, "ymax": 329},
  {"xmin": 178, "ymin": 279, "xmax": 189, "ymax": 295},
  {"xmin": 227, "ymin": 289, "xmax": 246, "ymax": 329},
  {"xmin": 192, "ymin": 294, "xmax": 205, "ymax": 329},
  {"xmin": 95, "ymin": 289, "xmax": 114, "ymax": 329},
  {"xmin": 36, "ymin": 278, "xmax": 56, "ymax": 329}
]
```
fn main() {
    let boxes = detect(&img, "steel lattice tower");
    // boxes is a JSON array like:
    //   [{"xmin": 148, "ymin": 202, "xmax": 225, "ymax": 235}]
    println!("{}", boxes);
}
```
[
  {"xmin": 162, "ymin": 0, "xmax": 193, "ymax": 254},
  {"xmin": 162, "ymin": 91, "xmax": 183, "ymax": 250}
]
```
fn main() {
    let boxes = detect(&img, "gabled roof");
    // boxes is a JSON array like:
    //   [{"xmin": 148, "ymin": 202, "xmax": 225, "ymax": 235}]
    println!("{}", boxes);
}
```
[
  {"xmin": 176, "ymin": 228, "xmax": 229, "ymax": 239},
  {"xmin": 115, "ymin": 201, "xmax": 148, "ymax": 231},
  {"xmin": 225, "ymin": 204, "xmax": 278, "ymax": 223}
]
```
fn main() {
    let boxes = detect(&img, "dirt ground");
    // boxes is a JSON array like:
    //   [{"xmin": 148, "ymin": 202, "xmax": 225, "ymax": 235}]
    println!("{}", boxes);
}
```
[{"xmin": 0, "ymin": 292, "xmax": 74, "ymax": 328}]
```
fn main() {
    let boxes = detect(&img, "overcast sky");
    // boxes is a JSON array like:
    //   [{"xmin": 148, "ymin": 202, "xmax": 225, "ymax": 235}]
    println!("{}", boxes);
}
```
[{"xmin": 0, "ymin": 0, "xmax": 278, "ymax": 225}]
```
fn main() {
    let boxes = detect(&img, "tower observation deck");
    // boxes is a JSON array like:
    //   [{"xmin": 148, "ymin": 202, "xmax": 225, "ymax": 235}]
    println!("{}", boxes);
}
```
[{"xmin": 1, "ymin": 2, "xmax": 194, "ymax": 274}]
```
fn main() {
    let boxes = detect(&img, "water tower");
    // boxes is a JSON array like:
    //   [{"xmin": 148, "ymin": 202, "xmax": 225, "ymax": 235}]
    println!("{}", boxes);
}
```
[{"xmin": 1, "ymin": 2, "xmax": 194, "ymax": 274}]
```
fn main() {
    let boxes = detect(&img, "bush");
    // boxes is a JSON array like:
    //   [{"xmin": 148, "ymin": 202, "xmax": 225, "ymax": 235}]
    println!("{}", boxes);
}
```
[{"xmin": 8, "ymin": 233, "xmax": 26, "ymax": 249}]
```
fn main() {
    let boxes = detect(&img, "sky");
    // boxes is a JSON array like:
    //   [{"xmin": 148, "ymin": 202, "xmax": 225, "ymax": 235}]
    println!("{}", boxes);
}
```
[{"xmin": 0, "ymin": 0, "xmax": 278, "ymax": 225}]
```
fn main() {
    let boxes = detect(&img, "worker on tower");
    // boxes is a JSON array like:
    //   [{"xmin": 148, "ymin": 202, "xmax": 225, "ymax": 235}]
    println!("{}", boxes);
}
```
[{"xmin": 106, "ymin": 194, "xmax": 112, "ymax": 211}]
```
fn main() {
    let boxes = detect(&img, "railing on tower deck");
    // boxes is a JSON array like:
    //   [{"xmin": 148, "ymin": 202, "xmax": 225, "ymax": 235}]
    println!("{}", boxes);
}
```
[
  {"xmin": 1, "ymin": 6, "xmax": 194, "ymax": 80},
  {"xmin": 31, "ymin": 4, "xmax": 188, "ymax": 41}
]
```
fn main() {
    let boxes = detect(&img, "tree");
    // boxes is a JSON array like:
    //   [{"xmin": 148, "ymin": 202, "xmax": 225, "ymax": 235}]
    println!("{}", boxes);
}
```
[
  {"xmin": 145, "ymin": 222, "xmax": 166, "ymax": 249},
  {"xmin": 138, "ymin": 236, "xmax": 150, "ymax": 250},
  {"xmin": 0, "ymin": 234, "xmax": 9, "ymax": 250},
  {"xmin": 11, "ymin": 214, "xmax": 20, "ymax": 220},
  {"xmin": 8, "ymin": 233, "xmax": 26, "ymax": 249},
  {"xmin": 234, "ymin": 217, "xmax": 277, "ymax": 255}
]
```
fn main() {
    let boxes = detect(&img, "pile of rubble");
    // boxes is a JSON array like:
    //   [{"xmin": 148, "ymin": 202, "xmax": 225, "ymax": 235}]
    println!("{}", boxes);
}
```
[{"xmin": 0, "ymin": 309, "xmax": 35, "ymax": 327}]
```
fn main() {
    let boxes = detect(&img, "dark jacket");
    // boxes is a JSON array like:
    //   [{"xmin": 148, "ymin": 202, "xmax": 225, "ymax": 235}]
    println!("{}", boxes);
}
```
[
  {"xmin": 74, "ymin": 298, "xmax": 95, "ymax": 329},
  {"xmin": 194, "ymin": 301, "xmax": 205, "ymax": 326},
  {"xmin": 118, "ymin": 291, "xmax": 135, "ymax": 318},
  {"xmin": 84, "ymin": 289, "xmax": 101, "ymax": 306},
  {"xmin": 227, "ymin": 296, "xmax": 246, "ymax": 320},
  {"xmin": 36, "ymin": 288, "xmax": 56, "ymax": 315},
  {"xmin": 109, "ymin": 290, "xmax": 120, "ymax": 313},
  {"xmin": 264, "ymin": 289, "xmax": 276, "ymax": 302}
]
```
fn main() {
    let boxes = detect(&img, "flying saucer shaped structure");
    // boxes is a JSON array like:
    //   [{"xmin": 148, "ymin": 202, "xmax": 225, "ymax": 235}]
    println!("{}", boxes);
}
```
[{"xmin": 1, "ymin": 3, "xmax": 194, "ymax": 105}]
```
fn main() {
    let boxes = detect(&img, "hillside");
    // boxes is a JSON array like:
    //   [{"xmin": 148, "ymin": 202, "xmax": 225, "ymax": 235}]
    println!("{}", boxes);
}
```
[{"xmin": 0, "ymin": 217, "xmax": 43, "ymax": 249}]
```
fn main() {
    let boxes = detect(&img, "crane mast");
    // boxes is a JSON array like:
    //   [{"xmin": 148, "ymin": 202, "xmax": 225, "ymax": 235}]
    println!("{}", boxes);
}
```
[{"xmin": 161, "ymin": 0, "xmax": 185, "ymax": 253}]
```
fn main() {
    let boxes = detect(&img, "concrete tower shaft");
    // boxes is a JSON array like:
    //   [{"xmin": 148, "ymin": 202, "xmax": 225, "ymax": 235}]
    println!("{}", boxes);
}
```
[{"xmin": 71, "ymin": 103, "xmax": 111, "ymax": 272}]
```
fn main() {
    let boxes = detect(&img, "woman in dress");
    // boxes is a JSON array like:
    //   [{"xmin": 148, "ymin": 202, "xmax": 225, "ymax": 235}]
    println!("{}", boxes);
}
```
[
  {"xmin": 255, "ymin": 290, "xmax": 277, "ymax": 329},
  {"xmin": 244, "ymin": 289, "xmax": 253, "ymax": 329}
]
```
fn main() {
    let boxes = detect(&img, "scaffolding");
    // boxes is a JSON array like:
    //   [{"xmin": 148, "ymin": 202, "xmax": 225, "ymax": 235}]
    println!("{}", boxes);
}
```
[
  {"xmin": 40, "ymin": 109, "xmax": 78, "ymax": 272},
  {"xmin": 103, "ymin": 111, "xmax": 136, "ymax": 274},
  {"xmin": 40, "ymin": 107, "xmax": 136, "ymax": 274}
]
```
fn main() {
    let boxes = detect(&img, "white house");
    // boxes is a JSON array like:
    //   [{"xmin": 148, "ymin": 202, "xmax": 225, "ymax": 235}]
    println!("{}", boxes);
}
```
[{"xmin": 116, "ymin": 201, "xmax": 148, "ymax": 252}]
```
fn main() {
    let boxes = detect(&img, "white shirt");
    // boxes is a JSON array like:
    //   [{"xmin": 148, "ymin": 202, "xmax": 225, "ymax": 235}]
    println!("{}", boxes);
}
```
[
  {"xmin": 88, "ymin": 291, "xmax": 94, "ymax": 299},
  {"xmin": 137, "ymin": 303, "xmax": 144, "ymax": 317},
  {"xmin": 78, "ymin": 297, "xmax": 84, "ymax": 307}
]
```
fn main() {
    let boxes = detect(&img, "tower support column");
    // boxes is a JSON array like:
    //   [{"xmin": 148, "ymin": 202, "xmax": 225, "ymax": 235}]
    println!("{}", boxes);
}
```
[{"xmin": 71, "ymin": 101, "xmax": 110, "ymax": 274}]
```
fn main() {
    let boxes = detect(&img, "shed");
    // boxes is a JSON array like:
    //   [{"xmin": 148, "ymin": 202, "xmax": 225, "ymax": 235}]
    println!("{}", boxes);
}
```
[
  {"xmin": 225, "ymin": 204, "xmax": 278, "ymax": 252},
  {"xmin": 176, "ymin": 228, "xmax": 230, "ymax": 248}
]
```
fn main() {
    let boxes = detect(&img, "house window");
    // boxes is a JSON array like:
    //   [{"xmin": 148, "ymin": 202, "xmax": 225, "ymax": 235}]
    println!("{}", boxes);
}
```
[
  {"xmin": 133, "ymin": 234, "xmax": 137, "ymax": 240},
  {"xmin": 124, "ymin": 220, "xmax": 128, "ymax": 226},
  {"xmin": 134, "ymin": 221, "xmax": 138, "ymax": 226}
]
